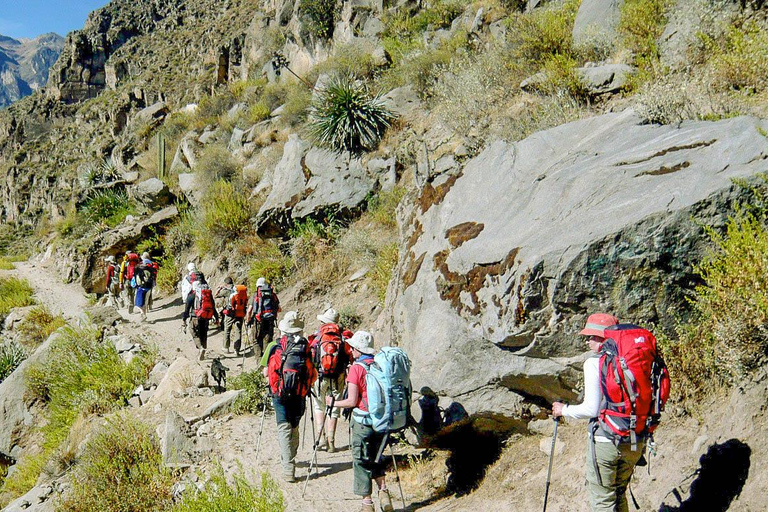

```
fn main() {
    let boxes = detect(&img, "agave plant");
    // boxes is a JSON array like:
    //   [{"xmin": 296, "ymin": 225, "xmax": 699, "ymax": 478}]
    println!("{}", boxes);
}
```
[
  {"xmin": 79, "ymin": 158, "xmax": 121, "ymax": 188},
  {"xmin": 0, "ymin": 340, "xmax": 26, "ymax": 383},
  {"xmin": 308, "ymin": 75, "xmax": 396, "ymax": 154}
]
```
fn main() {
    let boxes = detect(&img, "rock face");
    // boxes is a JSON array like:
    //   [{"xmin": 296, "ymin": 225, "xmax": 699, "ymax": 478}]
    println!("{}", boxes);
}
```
[
  {"xmin": 256, "ymin": 135, "xmax": 392, "ymax": 237},
  {"xmin": 0, "ymin": 33, "xmax": 64, "ymax": 107},
  {"xmin": 572, "ymin": 0, "xmax": 623, "ymax": 46},
  {"xmin": 387, "ymin": 110, "xmax": 768, "ymax": 416}
]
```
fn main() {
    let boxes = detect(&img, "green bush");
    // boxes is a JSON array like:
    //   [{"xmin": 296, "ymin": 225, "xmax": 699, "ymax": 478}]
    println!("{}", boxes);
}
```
[
  {"xmin": 0, "ymin": 341, "xmax": 26, "ymax": 384},
  {"xmin": 80, "ymin": 189, "xmax": 136, "ymax": 228},
  {"xmin": 383, "ymin": 0, "xmax": 466, "ymax": 44},
  {"xmin": 171, "ymin": 467, "xmax": 284, "ymax": 512},
  {"xmin": 308, "ymin": 74, "xmax": 395, "ymax": 154},
  {"xmin": 0, "ymin": 277, "xmax": 35, "ymax": 316},
  {"xmin": 702, "ymin": 20, "xmax": 768, "ymax": 93},
  {"xmin": 507, "ymin": 0, "xmax": 580, "ymax": 65},
  {"xmin": 228, "ymin": 370, "xmax": 270, "ymax": 414},
  {"xmin": 539, "ymin": 54, "xmax": 588, "ymax": 99},
  {"xmin": 79, "ymin": 159, "xmax": 120, "ymax": 188},
  {"xmin": 155, "ymin": 254, "xmax": 180, "ymax": 294},
  {"xmin": 299, "ymin": 0, "xmax": 337, "ymax": 39},
  {"xmin": 247, "ymin": 240, "xmax": 293, "ymax": 289},
  {"xmin": 367, "ymin": 187, "xmax": 405, "ymax": 228},
  {"xmin": 371, "ymin": 243, "xmax": 398, "ymax": 304},
  {"xmin": 16, "ymin": 306, "xmax": 66, "ymax": 348},
  {"xmin": 197, "ymin": 181, "xmax": 253, "ymax": 253},
  {"xmin": 662, "ymin": 209, "xmax": 768, "ymax": 402},
  {"xmin": 618, "ymin": 0, "xmax": 669, "ymax": 70},
  {"xmin": 338, "ymin": 305, "xmax": 362, "ymax": 330},
  {"xmin": 59, "ymin": 415, "xmax": 173, "ymax": 512},
  {"xmin": 195, "ymin": 143, "xmax": 241, "ymax": 188}
]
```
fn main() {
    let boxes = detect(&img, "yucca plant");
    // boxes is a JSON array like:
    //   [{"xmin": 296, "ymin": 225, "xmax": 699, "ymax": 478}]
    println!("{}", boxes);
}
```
[
  {"xmin": 308, "ymin": 75, "xmax": 396, "ymax": 154},
  {"xmin": 0, "ymin": 341, "xmax": 26, "ymax": 383}
]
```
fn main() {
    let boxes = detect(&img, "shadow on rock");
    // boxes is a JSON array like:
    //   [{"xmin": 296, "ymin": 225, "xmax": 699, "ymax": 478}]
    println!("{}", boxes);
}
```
[{"xmin": 660, "ymin": 438, "xmax": 751, "ymax": 512}]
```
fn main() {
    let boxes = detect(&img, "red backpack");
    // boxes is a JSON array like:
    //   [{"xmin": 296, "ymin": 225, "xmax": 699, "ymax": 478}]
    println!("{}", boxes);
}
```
[
  {"xmin": 194, "ymin": 285, "xmax": 215, "ymax": 320},
  {"xmin": 597, "ymin": 324, "xmax": 671, "ymax": 448},
  {"xmin": 231, "ymin": 285, "xmax": 248, "ymax": 318},
  {"xmin": 313, "ymin": 323, "xmax": 345, "ymax": 378},
  {"xmin": 270, "ymin": 334, "xmax": 312, "ymax": 400},
  {"xmin": 125, "ymin": 253, "xmax": 140, "ymax": 279}
]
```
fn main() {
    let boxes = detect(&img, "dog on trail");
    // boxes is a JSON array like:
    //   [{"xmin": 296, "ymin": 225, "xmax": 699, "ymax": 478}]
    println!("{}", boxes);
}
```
[{"xmin": 211, "ymin": 358, "xmax": 229, "ymax": 391}]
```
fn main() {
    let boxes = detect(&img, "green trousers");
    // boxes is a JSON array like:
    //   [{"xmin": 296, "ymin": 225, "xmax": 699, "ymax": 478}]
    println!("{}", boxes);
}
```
[{"xmin": 586, "ymin": 440, "xmax": 645, "ymax": 512}]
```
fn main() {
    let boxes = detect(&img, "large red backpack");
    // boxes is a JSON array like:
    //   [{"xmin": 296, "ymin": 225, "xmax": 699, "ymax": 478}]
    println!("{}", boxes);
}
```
[
  {"xmin": 313, "ymin": 323, "xmax": 345, "ymax": 378},
  {"xmin": 598, "ymin": 324, "xmax": 671, "ymax": 448},
  {"xmin": 272, "ymin": 334, "xmax": 311, "ymax": 400},
  {"xmin": 230, "ymin": 285, "xmax": 248, "ymax": 318},
  {"xmin": 125, "ymin": 253, "xmax": 140, "ymax": 279},
  {"xmin": 194, "ymin": 285, "xmax": 215, "ymax": 320}
]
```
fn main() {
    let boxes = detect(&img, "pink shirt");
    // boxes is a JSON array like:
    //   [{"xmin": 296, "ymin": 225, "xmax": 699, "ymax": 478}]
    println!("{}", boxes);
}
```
[{"xmin": 347, "ymin": 357, "xmax": 373, "ymax": 412}]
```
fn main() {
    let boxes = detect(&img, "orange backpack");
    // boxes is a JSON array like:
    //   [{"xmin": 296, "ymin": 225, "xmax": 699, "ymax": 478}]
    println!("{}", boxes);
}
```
[{"xmin": 230, "ymin": 285, "xmax": 248, "ymax": 318}]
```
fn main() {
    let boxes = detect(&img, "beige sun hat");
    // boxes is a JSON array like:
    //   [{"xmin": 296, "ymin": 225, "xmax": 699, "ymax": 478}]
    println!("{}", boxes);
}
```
[
  {"xmin": 187, "ymin": 262, "xmax": 196, "ymax": 272},
  {"xmin": 347, "ymin": 331, "xmax": 375, "ymax": 355},
  {"xmin": 278, "ymin": 311, "xmax": 304, "ymax": 334},
  {"xmin": 317, "ymin": 307, "xmax": 339, "ymax": 324},
  {"xmin": 256, "ymin": 277, "xmax": 267, "ymax": 287}
]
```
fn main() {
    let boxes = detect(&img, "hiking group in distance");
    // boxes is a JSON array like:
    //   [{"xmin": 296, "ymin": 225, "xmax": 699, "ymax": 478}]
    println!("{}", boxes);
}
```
[{"xmin": 102, "ymin": 254, "xmax": 672, "ymax": 512}]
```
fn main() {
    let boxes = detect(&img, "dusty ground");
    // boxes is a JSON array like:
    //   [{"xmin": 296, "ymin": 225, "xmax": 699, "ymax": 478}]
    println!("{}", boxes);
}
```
[{"xmin": 7, "ymin": 258, "xmax": 768, "ymax": 511}]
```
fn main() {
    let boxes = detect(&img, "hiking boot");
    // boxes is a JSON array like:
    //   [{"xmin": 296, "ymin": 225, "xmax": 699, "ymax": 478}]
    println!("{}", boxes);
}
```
[
  {"xmin": 181, "ymin": 321, "xmax": 187, "ymax": 334},
  {"xmin": 198, "ymin": 349, "xmax": 206, "ymax": 361},
  {"xmin": 317, "ymin": 436, "xmax": 328, "ymax": 451},
  {"xmin": 327, "ymin": 439, "xmax": 336, "ymax": 453},
  {"xmin": 378, "ymin": 489, "xmax": 393, "ymax": 512},
  {"xmin": 283, "ymin": 472, "xmax": 296, "ymax": 483},
  {"xmin": 359, "ymin": 500, "xmax": 375, "ymax": 512}
]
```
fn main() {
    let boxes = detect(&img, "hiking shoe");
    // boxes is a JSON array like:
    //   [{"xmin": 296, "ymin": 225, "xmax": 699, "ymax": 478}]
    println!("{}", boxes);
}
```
[
  {"xmin": 327, "ymin": 439, "xmax": 336, "ymax": 453},
  {"xmin": 317, "ymin": 437, "xmax": 328, "ymax": 451},
  {"xmin": 283, "ymin": 473, "xmax": 296, "ymax": 483},
  {"xmin": 359, "ymin": 500, "xmax": 375, "ymax": 512},
  {"xmin": 198, "ymin": 349, "xmax": 206, "ymax": 361},
  {"xmin": 378, "ymin": 489, "xmax": 393, "ymax": 512}
]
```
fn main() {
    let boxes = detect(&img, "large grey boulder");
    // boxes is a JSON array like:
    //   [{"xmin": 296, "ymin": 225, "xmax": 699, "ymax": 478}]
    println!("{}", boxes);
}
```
[
  {"xmin": 386, "ymin": 110, "xmax": 768, "ymax": 418},
  {"xmin": 572, "ymin": 0, "xmax": 623, "ymax": 46},
  {"xmin": 256, "ymin": 135, "xmax": 388, "ymax": 237},
  {"xmin": 577, "ymin": 64, "xmax": 635, "ymax": 95},
  {"xmin": 161, "ymin": 411, "xmax": 195, "ymax": 468},
  {"xmin": 130, "ymin": 178, "xmax": 173, "ymax": 209},
  {"xmin": 178, "ymin": 173, "xmax": 204, "ymax": 207}
]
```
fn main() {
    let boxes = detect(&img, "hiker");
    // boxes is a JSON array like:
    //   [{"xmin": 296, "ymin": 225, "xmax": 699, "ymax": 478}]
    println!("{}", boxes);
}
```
[
  {"xmin": 327, "ymin": 331, "xmax": 394, "ymax": 512},
  {"xmin": 215, "ymin": 277, "xmax": 236, "ymax": 326},
  {"xmin": 552, "ymin": 313, "xmax": 669, "ymax": 512},
  {"xmin": 146, "ymin": 256, "xmax": 159, "ymax": 311},
  {"xmin": 245, "ymin": 277, "xmax": 279, "ymax": 359},
  {"xmin": 219, "ymin": 277, "xmax": 247, "ymax": 355},
  {"xmin": 309, "ymin": 307, "xmax": 352, "ymax": 453},
  {"xmin": 266, "ymin": 311, "xmax": 317, "ymax": 482},
  {"xmin": 180, "ymin": 262, "xmax": 198, "ymax": 332},
  {"xmin": 104, "ymin": 255, "xmax": 123, "ymax": 309},
  {"xmin": 190, "ymin": 272, "xmax": 215, "ymax": 361},
  {"xmin": 119, "ymin": 250, "xmax": 140, "ymax": 314},
  {"xmin": 133, "ymin": 252, "xmax": 156, "ymax": 322}
]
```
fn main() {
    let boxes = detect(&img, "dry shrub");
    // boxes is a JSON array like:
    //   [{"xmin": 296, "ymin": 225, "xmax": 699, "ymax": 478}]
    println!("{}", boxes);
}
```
[
  {"xmin": 397, "ymin": 450, "xmax": 450, "ymax": 503},
  {"xmin": 702, "ymin": 19, "xmax": 768, "ymax": 93},
  {"xmin": 636, "ymin": 74, "xmax": 742, "ymax": 125},
  {"xmin": 16, "ymin": 306, "xmax": 66, "ymax": 348}
]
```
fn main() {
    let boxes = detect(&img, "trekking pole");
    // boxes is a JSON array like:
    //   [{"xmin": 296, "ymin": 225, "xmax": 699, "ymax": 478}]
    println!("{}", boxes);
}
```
[
  {"xmin": 542, "ymin": 416, "xmax": 560, "ymax": 512},
  {"xmin": 255, "ymin": 398, "xmax": 268, "ymax": 464},
  {"xmin": 302, "ymin": 396, "xmax": 335, "ymax": 498},
  {"xmin": 388, "ymin": 442, "xmax": 406, "ymax": 508}
]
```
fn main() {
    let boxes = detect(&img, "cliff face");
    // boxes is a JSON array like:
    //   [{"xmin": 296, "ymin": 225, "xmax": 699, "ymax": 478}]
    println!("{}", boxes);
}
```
[{"xmin": 0, "ymin": 33, "xmax": 63, "ymax": 107}]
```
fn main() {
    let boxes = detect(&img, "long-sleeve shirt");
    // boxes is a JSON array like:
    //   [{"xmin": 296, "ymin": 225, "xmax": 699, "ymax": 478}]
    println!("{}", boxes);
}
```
[{"xmin": 562, "ymin": 356, "xmax": 611, "ymax": 442}]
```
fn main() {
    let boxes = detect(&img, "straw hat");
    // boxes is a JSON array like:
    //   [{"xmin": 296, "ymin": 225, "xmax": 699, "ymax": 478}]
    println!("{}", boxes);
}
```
[
  {"xmin": 347, "ymin": 331, "xmax": 375, "ymax": 355},
  {"xmin": 278, "ymin": 311, "xmax": 304, "ymax": 334},
  {"xmin": 317, "ymin": 308, "xmax": 339, "ymax": 324}
]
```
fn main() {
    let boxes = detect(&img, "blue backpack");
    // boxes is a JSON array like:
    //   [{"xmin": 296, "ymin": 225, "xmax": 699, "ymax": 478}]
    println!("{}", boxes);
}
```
[{"xmin": 355, "ymin": 347, "xmax": 412, "ymax": 433}]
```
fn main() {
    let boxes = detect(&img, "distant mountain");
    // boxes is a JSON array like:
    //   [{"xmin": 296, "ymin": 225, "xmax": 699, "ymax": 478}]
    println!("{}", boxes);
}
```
[{"xmin": 0, "ymin": 32, "xmax": 64, "ymax": 108}]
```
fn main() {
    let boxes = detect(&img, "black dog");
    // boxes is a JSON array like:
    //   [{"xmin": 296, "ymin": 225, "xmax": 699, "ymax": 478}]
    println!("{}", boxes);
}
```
[{"xmin": 210, "ymin": 358, "xmax": 229, "ymax": 391}]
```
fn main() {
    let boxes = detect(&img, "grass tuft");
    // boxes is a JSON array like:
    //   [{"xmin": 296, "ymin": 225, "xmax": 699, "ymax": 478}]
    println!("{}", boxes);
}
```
[
  {"xmin": 228, "ymin": 370, "xmax": 270, "ymax": 415},
  {"xmin": 0, "ymin": 341, "xmax": 26, "ymax": 384},
  {"xmin": 0, "ymin": 277, "xmax": 35, "ymax": 316},
  {"xmin": 171, "ymin": 467, "xmax": 284, "ymax": 512},
  {"xmin": 16, "ymin": 306, "xmax": 66, "ymax": 348}
]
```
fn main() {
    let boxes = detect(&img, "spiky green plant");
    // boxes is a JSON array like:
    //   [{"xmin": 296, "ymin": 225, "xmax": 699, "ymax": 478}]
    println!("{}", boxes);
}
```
[
  {"xmin": 308, "ymin": 75, "xmax": 395, "ymax": 154},
  {"xmin": 0, "ymin": 341, "xmax": 26, "ymax": 384}
]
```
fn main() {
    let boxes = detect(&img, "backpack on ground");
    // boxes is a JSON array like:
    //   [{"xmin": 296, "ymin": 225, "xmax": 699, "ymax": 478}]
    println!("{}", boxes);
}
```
[
  {"xmin": 278, "ymin": 334, "xmax": 311, "ymax": 401},
  {"xmin": 597, "ymin": 324, "xmax": 671, "ymax": 448},
  {"xmin": 356, "ymin": 346, "xmax": 412, "ymax": 433},
  {"xmin": 255, "ymin": 285, "xmax": 277, "ymax": 321},
  {"xmin": 442, "ymin": 401, "xmax": 469, "ymax": 428},
  {"xmin": 230, "ymin": 285, "xmax": 248, "ymax": 318},
  {"xmin": 194, "ymin": 284, "xmax": 215, "ymax": 320},
  {"xmin": 134, "ymin": 263, "xmax": 155, "ymax": 288},
  {"xmin": 313, "ymin": 323, "xmax": 346, "ymax": 379},
  {"xmin": 125, "ymin": 253, "xmax": 140, "ymax": 279}
]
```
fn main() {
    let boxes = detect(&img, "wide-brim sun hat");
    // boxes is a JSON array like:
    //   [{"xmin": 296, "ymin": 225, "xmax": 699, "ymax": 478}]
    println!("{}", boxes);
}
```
[
  {"xmin": 348, "ymin": 331, "xmax": 375, "ymax": 355},
  {"xmin": 317, "ymin": 307, "xmax": 339, "ymax": 324},
  {"xmin": 279, "ymin": 311, "xmax": 304, "ymax": 334},
  {"xmin": 142, "ymin": 252, "xmax": 150, "ymax": 260},
  {"xmin": 187, "ymin": 262, "xmax": 196, "ymax": 272},
  {"xmin": 579, "ymin": 313, "xmax": 619, "ymax": 337},
  {"xmin": 256, "ymin": 277, "xmax": 266, "ymax": 287}
]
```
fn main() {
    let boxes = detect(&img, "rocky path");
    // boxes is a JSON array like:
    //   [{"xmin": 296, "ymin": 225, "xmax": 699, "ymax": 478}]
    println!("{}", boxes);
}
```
[{"xmin": 10, "ymin": 260, "xmax": 406, "ymax": 512}]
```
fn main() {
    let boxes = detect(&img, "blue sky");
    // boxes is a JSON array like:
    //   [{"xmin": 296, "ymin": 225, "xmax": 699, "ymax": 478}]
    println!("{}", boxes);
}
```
[{"xmin": 0, "ymin": 0, "xmax": 109, "ymax": 40}]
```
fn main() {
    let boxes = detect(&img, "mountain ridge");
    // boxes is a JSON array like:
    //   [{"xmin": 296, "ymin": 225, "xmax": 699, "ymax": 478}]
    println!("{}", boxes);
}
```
[{"xmin": 0, "ymin": 32, "xmax": 64, "ymax": 108}]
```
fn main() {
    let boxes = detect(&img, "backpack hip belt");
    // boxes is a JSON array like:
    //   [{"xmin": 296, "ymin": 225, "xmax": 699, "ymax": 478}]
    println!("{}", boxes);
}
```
[{"xmin": 352, "ymin": 408, "xmax": 372, "ymax": 426}]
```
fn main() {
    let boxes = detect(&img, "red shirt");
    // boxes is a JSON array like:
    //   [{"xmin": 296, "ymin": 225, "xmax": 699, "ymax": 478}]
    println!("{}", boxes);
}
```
[{"xmin": 347, "ymin": 356, "xmax": 374, "ymax": 412}]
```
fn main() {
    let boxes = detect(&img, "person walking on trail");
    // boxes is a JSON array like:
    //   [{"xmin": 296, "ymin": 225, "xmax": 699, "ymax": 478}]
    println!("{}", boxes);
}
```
[
  {"xmin": 104, "ymin": 255, "xmax": 123, "ymax": 309},
  {"xmin": 245, "ymin": 277, "xmax": 279, "ymax": 359},
  {"xmin": 552, "ymin": 313, "xmax": 645, "ymax": 512},
  {"xmin": 189, "ymin": 273, "xmax": 215, "ymax": 361},
  {"xmin": 327, "ymin": 331, "xmax": 394, "ymax": 512},
  {"xmin": 119, "ymin": 250, "xmax": 140, "ymax": 314},
  {"xmin": 266, "ymin": 311, "xmax": 317, "ymax": 483},
  {"xmin": 181, "ymin": 263, "xmax": 220, "ymax": 331},
  {"xmin": 218, "ymin": 277, "xmax": 247, "ymax": 355},
  {"xmin": 133, "ymin": 252, "xmax": 156, "ymax": 322},
  {"xmin": 309, "ymin": 307, "xmax": 352, "ymax": 454},
  {"xmin": 146, "ymin": 255, "xmax": 159, "ymax": 311},
  {"xmin": 215, "ymin": 276, "xmax": 236, "ymax": 327}
]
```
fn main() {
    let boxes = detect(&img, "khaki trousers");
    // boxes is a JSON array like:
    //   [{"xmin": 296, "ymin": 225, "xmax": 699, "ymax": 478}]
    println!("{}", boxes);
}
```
[{"xmin": 586, "ymin": 439, "xmax": 645, "ymax": 512}]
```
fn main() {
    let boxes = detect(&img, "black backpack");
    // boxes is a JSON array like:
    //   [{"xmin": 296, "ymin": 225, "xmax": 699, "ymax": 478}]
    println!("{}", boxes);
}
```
[
  {"xmin": 278, "ymin": 334, "xmax": 310, "ymax": 401},
  {"xmin": 256, "ymin": 286, "xmax": 277, "ymax": 320},
  {"xmin": 135, "ymin": 263, "xmax": 155, "ymax": 288},
  {"xmin": 442, "ymin": 402, "xmax": 469, "ymax": 427}
]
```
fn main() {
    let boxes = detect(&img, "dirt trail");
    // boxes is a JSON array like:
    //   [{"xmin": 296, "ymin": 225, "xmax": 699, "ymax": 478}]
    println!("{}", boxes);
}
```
[{"xmin": 10, "ymin": 260, "xmax": 408, "ymax": 512}]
